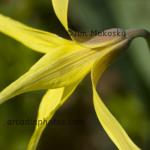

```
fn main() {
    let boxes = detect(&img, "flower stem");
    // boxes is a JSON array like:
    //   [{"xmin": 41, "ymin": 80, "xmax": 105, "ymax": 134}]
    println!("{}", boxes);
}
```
[{"xmin": 126, "ymin": 29, "xmax": 150, "ymax": 50}]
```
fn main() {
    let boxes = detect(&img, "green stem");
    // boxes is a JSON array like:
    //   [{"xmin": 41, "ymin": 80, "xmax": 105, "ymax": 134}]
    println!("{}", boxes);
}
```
[{"xmin": 126, "ymin": 29, "xmax": 150, "ymax": 49}]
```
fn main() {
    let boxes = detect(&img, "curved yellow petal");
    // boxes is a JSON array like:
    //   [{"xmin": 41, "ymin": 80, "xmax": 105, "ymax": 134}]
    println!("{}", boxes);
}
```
[
  {"xmin": 0, "ymin": 14, "xmax": 71, "ymax": 53},
  {"xmin": 52, "ymin": 0, "xmax": 69, "ymax": 31},
  {"xmin": 0, "ymin": 43, "xmax": 103, "ymax": 105},
  {"xmin": 27, "ymin": 81, "xmax": 80, "ymax": 150},
  {"xmin": 91, "ymin": 52, "xmax": 140, "ymax": 150}
]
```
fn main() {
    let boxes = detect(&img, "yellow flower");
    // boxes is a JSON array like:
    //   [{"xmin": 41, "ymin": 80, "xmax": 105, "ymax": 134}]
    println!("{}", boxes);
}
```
[{"xmin": 0, "ymin": 0, "xmax": 149, "ymax": 150}]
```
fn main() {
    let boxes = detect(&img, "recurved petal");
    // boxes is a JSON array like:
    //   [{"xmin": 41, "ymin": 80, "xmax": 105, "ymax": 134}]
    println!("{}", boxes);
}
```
[
  {"xmin": 52, "ymin": 0, "xmax": 69, "ymax": 31},
  {"xmin": 0, "ymin": 14, "xmax": 71, "ymax": 53},
  {"xmin": 27, "ymin": 81, "xmax": 80, "ymax": 150},
  {"xmin": 91, "ymin": 51, "xmax": 140, "ymax": 150},
  {"xmin": 0, "ymin": 43, "xmax": 102, "ymax": 105}
]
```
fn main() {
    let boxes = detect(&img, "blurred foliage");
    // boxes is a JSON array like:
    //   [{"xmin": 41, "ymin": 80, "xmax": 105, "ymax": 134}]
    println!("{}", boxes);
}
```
[{"xmin": 0, "ymin": 0, "xmax": 150, "ymax": 150}]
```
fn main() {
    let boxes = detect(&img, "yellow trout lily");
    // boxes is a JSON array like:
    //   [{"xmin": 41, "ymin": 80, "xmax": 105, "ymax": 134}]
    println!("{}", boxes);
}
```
[{"xmin": 0, "ymin": 0, "xmax": 149, "ymax": 150}]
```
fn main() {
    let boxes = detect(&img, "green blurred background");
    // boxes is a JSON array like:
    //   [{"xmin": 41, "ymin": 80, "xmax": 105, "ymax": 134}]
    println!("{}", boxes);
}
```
[{"xmin": 0, "ymin": 0, "xmax": 150, "ymax": 149}]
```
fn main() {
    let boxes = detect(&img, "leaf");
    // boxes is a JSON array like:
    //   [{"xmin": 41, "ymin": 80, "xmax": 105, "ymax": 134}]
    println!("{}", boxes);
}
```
[
  {"xmin": 0, "ymin": 14, "xmax": 71, "ymax": 53},
  {"xmin": 27, "ymin": 81, "xmax": 80, "ymax": 150},
  {"xmin": 91, "ymin": 50, "xmax": 140, "ymax": 150}
]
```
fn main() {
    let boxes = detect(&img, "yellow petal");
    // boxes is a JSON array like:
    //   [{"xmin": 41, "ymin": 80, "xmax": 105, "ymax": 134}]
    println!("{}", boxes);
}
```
[
  {"xmin": 27, "ymin": 88, "xmax": 64, "ymax": 150},
  {"xmin": 27, "ymin": 81, "xmax": 80, "ymax": 150},
  {"xmin": 91, "ymin": 51, "xmax": 140, "ymax": 150},
  {"xmin": 0, "ymin": 43, "xmax": 103, "ymax": 105},
  {"xmin": 28, "ymin": 81, "xmax": 80, "ymax": 150},
  {"xmin": 52, "ymin": 0, "xmax": 69, "ymax": 30},
  {"xmin": 0, "ymin": 14, "xmax": 71, "ymax": 53}
]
